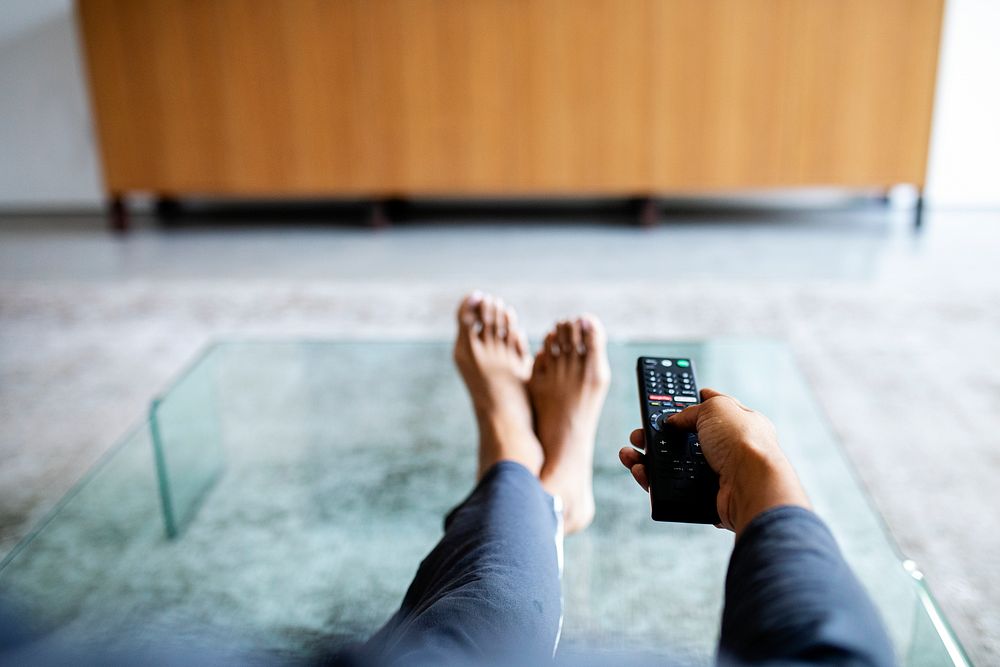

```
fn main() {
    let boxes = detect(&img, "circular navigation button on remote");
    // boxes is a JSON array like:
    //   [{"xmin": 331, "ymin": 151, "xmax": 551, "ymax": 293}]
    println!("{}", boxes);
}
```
[{"xmin": 649, "ymin": 412, "xmax": 662, "ymax": 430}]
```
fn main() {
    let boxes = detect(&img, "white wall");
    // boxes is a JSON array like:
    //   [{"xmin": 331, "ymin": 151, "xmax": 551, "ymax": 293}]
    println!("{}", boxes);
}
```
[
  {"xmin": 0, "ymin": 0, "xmax": 103, "ymax": 209},
  {"xmin": 925, "ymin": 0, "xmax": 1000, "ymax": 208},
  {"xmin": 0, "ymin": 0, "xmax": 996, "ymax": 210}
]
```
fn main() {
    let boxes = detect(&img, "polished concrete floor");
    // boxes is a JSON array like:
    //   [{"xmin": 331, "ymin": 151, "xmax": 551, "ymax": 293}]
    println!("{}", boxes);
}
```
[{"xmin": 1, "ymin": 202, "xmax": 997, "ymax": 663}]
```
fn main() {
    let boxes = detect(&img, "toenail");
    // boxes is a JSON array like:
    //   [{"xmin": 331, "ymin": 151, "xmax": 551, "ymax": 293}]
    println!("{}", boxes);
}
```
[{"xmin": 581, "ymin": 318, "xmax": 592, "ymax": 332}]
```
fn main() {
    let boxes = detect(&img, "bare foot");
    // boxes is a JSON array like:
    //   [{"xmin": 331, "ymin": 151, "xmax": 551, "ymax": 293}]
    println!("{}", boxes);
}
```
[
  {"xmin": 453, "ymin": 292, "xmax": 543, "ymax": 479},
  {"xmin": 529, "ymin": 315, "xmax": 610, "ymax": 533}
]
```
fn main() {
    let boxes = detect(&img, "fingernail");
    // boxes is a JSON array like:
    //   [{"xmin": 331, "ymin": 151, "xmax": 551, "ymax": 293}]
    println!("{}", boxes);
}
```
[{"xmin": 580, "ymin": 318, "xmax": 592, "ymax": 332}]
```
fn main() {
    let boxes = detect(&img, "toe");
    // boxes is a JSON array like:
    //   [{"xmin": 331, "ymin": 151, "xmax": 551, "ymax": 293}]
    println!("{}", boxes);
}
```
[
  {"xmin": 544, "ymin": 330, "xmax": 559, "ymax": 357},
  {"xmin": 502, "ymin": 303, "xmax": 521, "ymax": 343},
  {"xmin": 478, "ymin": 295, "xmax": 498, "ymax": 341},
  {"xmin": 570, "ymin": 319, "xmax": 584, "ymax": 355},
  {"xmin": 500, "ymin": 303, "xmax": 530, "ymax": 359},
  {"xmin": 498, "ymin": 302, "xmax": 512, "ymax": 342},
  {"xmin": 556, "ymin": 320, "xmax": 573, "ymax": 355},
  {"xmin": 455, "ymin": 293, "xmax": 485, "ymax": 354},
  {"xmin": 457, "ymin": 292, "xmax": 483, "ymax": 331},
  {"xmin": 580, "ymin": 313, "xmax": 610, "ymax": 385},
  {"xmin": 580, "ymin": 313, "xmax": 606, "ymax": 352},
  {"xmin": 488, "ymin": 297, "xmax": 503, "ymax": 340},
  {"xmin": 495, "ymin": 297, "xmax": 507, "ymax": 335}
]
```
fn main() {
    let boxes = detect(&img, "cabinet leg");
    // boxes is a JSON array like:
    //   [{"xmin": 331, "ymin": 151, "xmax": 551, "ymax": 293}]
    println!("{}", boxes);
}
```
[
  {"xmin": 632, "ymin": 196, "xmax": 658, "ymax": 227},
  {"xmin": 108, "ymin": 195, "xmax": 129, "ymax": 233},
  {"xmin": 914, "ymin": 192, "xmax": 925, "ymax": 229},
  {"xmin": 368, "ymin": 197, "xmax": 407, "ymax": 229},
  {"xmin": 369, "ymin": 199, "xmax": 391, "ymax": 229}
]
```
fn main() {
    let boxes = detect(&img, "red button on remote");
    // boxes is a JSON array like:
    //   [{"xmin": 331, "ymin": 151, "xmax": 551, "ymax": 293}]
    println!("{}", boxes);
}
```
[{"xmin": 648, "ymin": 394, "xmax": 672, "ymax": 401}]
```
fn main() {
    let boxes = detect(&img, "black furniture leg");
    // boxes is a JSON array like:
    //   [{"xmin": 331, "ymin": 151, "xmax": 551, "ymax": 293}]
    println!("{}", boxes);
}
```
[
  {"xmin": 631, "ymin": 196, "xmax": 658, "ymax": 227},
  {"xmin": 914, "ymin": 191, "xmax": 925, "ymax": 229},
  {"xmin": 370, "ymin": 199, "xmax": 391, "ymax": 229},
  {"xmin": 108, "ymin": 195, "xmax": 129, "ymax": 233}
]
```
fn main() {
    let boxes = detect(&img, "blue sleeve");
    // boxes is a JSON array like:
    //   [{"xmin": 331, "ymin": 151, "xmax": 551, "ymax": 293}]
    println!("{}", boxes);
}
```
[{"xmin": 718, "ymin": 506, "xmax": 895, "ymax": 667}]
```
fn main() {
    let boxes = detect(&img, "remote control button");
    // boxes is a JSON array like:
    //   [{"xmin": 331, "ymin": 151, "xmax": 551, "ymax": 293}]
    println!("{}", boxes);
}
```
[
  {"xmin": 649, "ymin": 412, "xmax": 662, "ymax": 430},
  {"xmin": 644, "ymin": 359, "xmax": 657, "ymax": 365},
  {"xmin": 674, "ymin": 396, "xmax": 696, "ymax": 403},
  {"xmin": 677, "ymin": 359, "xmax": 690, "ymax": 367},
  {"xmin": 660, "ymin": 359, "xmax": 673, "ymax": 367},
  {"xmin": 648, "ymin": 394, "xmax": 671, "ymax": 401},
  {"xmin": 648, "ymin": 401, "xmax": 661, "ymax": 406}
]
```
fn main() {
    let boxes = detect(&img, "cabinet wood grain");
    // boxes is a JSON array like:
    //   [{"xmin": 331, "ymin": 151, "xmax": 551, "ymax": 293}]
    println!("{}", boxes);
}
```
[{"xmin": 78, "ymin": 0, "xmax": 944, "ymax": 197}]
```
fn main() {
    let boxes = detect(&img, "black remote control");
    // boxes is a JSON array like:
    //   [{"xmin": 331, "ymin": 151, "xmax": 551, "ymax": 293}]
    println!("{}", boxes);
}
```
[{"xmin": 636, "ymin": 356, "xmax": 720, "ymax": 524}]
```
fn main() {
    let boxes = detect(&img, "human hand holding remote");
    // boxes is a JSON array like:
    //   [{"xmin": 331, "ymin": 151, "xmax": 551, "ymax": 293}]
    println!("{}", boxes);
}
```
[{"xmin": 619, "ymin": 388, "xmax": 811, "ymax": 536}]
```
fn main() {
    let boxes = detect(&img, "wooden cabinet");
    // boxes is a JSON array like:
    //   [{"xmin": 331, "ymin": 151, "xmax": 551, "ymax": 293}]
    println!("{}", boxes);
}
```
[{"xmin": 78, "ymin": 0, "xmax": 943, "ymax": 203}]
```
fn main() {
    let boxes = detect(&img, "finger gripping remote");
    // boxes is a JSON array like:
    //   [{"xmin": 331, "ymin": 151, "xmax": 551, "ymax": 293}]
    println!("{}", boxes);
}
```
[{"xmin": 636, "ymin": 356, "xmax": 720, "ymax": 524}]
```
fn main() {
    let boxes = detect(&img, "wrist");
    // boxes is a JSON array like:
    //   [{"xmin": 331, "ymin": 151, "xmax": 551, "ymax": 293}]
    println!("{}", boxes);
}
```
[{"xmin": 727, "ymin": 447, "xmax": 810, "ymax": 536}]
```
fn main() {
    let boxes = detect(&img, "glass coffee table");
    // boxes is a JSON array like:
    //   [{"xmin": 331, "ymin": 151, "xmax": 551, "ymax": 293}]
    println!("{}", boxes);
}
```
[{"xmin": 0, "ymin": 340, "xmax": 970, "ymax": 665}]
